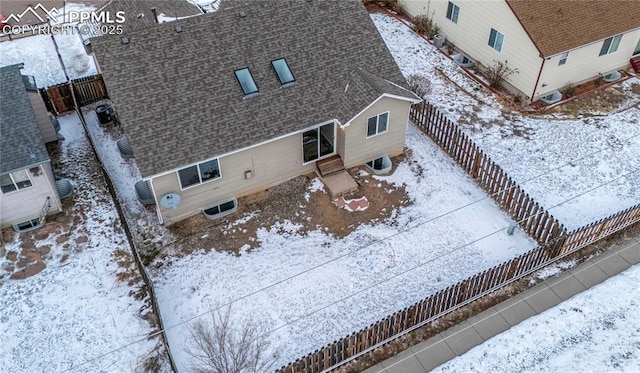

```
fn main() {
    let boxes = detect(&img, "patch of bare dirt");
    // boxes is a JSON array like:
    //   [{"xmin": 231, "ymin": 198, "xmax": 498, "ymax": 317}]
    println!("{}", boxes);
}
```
[
  {"xmin": 165, "ymin": 155, "xmax": 410, "ymax": 257},
  {"xmin": 552, "ymin": 83, "xmax": 633, "ymax": 117}
]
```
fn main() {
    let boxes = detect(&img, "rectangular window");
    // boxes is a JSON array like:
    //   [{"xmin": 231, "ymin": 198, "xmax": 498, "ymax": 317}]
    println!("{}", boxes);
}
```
[
  {"xmin": 446, "ymin": 2, "xmax": 459, "ymax": 23},
  {"xmin": 271, "ymin": 58, "xmax": 295, "ymax": 85},
  {"xmin": 599, "ymin": 34, "xmax": 622, "ymax": 56},
  {"xmin": 367, "ymin": 112, "xmax": 389, "ymax": 138},
  {"xmin": 558, "ymin": 52, "xmax": 569, "ymax": 65},
  {"xmin": 178, "ymin": 159, "xmax": 221, "ymax": 189},
  {"xmin": 634, "ymin": 38, "xmax": 640, "ymax": 55},
  {"xmin": 234, "ymin": 67, "xmax": 258, "ymax": 96},
  {"xmin": 488, "ymin": 28, "xmax": 504, "ymax": 52},
  {"xmin": 1, "ymin": 170, "xmax": 33, "ymax": 193}
]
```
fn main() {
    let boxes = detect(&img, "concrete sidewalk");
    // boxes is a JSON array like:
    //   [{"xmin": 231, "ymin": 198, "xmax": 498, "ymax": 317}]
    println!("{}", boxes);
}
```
[{"xmin": 364, "ymin": 234, "xmax": 640, "ymax": 373}]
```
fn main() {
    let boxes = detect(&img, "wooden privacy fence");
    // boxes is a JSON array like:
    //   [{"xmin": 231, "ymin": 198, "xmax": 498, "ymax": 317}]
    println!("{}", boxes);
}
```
[
  {"xmin": 43, "ymin": 74, "xmax": 109, "ymax": 114},
  {"xmin": 44, "ymin": 82, "xmax": 75, "ymax": 115},
  {"xmin": 410, "ymin": 101, "xmax": 565, "ymax": 245},
  {"xmin": 278, "ymin": 204, "xmax": 640, "ymax": 373},
  {"xmin": 558, "ymin": 204, "xmax": 640, "ymax": 256},
  {"xmin": 72, "ymin": 74, "xmax": 108, "ymax": 107},
  {"xmin": 278, "ymin": 101, "xmax": 640, "ymax": 373}
]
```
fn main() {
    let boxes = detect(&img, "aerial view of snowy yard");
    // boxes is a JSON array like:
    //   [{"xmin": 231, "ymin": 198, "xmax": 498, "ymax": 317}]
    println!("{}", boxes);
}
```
[
  {"xmin": 2, "ymin": 2, "xmax": 638, "ymax": 371},
  {"xmin": 86, "ymin": 107, "xmax": 536, "ymax": 369},
  {"xmin": 0, "ymin": 114, "xmax": 158, "ymax": 372},
  {"xmin": 434, "ymin": 264, "xmax": 640, "ymax": 372},
  {"xmin": 371, "ymin": 13, "xmax": 640, "ymax": 230}
]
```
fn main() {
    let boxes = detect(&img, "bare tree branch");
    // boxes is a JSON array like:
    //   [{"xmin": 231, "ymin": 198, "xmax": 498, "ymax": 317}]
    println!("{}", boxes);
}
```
[{"xmin": 185, "ymin": 305, "xmax": 278, "ymax": 373}]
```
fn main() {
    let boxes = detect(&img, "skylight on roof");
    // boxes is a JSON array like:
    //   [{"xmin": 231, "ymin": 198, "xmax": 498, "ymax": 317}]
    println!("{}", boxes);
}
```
[
  {"xmin": 234, "ymin": 67, "xmax": 258, "ymax": 96},
  {"xmin": 271, "ymin": 58, "xmax": 295, "ymax": 85}
]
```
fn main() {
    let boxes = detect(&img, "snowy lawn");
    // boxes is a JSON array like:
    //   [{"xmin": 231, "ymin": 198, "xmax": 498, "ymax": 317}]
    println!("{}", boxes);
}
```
[
  {"xmin": 0, "ymin": 3, "xmax": 97, "ymax": 87},
  {"xmin": 372, "ymin": 13, "xmax": 640, "ymax": 230},
  {"xmin": 434, "ymin": 264, "xmax": 640, "ymax": 372},
  {"xmin": 85, "ymin": 105, "xmax": 538, "ymax": 368},
  {"xmin": 0, "ymin": 114, "xmax": 157, "ymax": 372}
]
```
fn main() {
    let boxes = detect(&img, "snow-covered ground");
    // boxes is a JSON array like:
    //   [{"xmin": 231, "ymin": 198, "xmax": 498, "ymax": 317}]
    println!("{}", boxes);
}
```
[
  {"xmin": 80, "ymin": 11, "xmax": 640, "ymax": 371},
  {"xmin": 4, "ymin": 5, "xmax": 637, "ymax": 371},
  {"xmin": 85, "ymin": 108, "xmax": 537, "ymax": 368},
  {"xmin": 0, "ymin": 114, "xmax": 156, "ymax": 372},
  {"xmin": 372, "ymin": 13, "xmax": 640, "ymax": 230},
  {"xmin": 0, "ymin": 3, "xmax": 97, "ymax": 87},
  {"xmin": 434, "ymin": 264, "xmax": 640, "ymax": 372}
]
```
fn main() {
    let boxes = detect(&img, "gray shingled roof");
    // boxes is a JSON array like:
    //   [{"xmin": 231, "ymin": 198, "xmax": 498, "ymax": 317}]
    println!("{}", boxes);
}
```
[
  {"xmin": 99, "ymin": 0, "xmax": 202, "ymax": 32},
  {"xmin": 0, "ymin": 64, "xmax": 49, "ymax": 174},
  {"xmin": 91, "ymin": 0, "xmax": 417, "ymax": 178}
]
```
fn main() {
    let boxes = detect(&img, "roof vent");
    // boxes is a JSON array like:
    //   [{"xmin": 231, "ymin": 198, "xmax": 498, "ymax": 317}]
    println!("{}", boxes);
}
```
[
  {"xmin": 239, "ymin": 11, "xmax": 246, "ymax": 18},
  {"xmin": 121, "ymin": 36, "xmax": 130, "ymax": 45},
  {"xmin": 136, "ymin": 13, "xmax": 144, "ymax": 19},
  {"xmin": 175, "ymin": 25, "xmax": 183, "ymax": 33},
  {"xmin": 150, "ymin": 7, "xmax": 158, "ymax": 23}
]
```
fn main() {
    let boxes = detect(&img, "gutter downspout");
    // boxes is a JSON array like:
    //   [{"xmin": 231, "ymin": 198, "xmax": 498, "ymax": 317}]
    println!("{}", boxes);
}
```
[{"xmin": 531, "ymin": 55, "xmax": 546, "ymax": 101}]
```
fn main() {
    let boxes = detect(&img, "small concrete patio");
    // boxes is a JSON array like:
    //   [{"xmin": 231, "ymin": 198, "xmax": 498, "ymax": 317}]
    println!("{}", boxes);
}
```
[{"xmin": 321, "ymin": 171, "xmax": 359, "ymax": 197}]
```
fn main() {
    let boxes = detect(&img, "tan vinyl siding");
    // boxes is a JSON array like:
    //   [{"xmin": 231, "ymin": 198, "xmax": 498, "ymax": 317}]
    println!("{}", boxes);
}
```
[
  {"xmin": 536, "ymin": 28, "xmax": 640, "ymax": 98},
  {"xmin": 0, "ymin": 163, "xmax": 61, "ymax": 229},
  {"xmin": 342, "ymin": 97, "xmax": 411, "ymax": 168},
  {"xmin": 152, "ymin": 96, "xmax": 413, "ymax": 225},
  {"xmin": 28, "ymin": 91, "xmax": 58, "ymax": 143},
  {"xmin": 400, "ymin": 0, "xmax": 542, "ymax": 98},
  {"xmin": 152, "ymin": 132, "xmax": 317, "ymax": 225}
]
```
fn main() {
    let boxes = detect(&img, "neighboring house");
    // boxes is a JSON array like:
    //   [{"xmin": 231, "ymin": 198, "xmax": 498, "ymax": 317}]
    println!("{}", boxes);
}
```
[
  {"xmin": 401, "ymin": 0, "xmax": 640, "ymax": 101},
  {"xmin": 0, "ymin": 64, "xmax": 61, "ymax": 231},
  {"xmin": 89, "ymin": 0, "xmax": 420, "ymax": 225}
]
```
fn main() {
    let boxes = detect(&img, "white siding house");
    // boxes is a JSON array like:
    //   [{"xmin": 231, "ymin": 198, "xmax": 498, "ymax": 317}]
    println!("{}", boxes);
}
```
[
  {"xmin": 400, "ymin": 0, "xmax": 640, "ymax": 101},
  {"xmin": 0, "ymin": 64, "xmax": 62, "ymax": 230}
]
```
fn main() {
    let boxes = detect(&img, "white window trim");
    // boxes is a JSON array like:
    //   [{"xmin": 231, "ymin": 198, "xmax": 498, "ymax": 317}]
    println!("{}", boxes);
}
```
[
  {"xmin": 177, "ymin": 158, "xmax": 222, "ymax": 191},
  {"xmin": 301, "ymin": 121, "xmax": 337, "ymax": 165},
  {"xmin": 599, "ymin": 34, "xmax": 623, "ymax": 56},
  {"xmin": 1, "ymin": 169, "xmax": 33, "ymax": 194},
  {"xmin": 446, "ymin": 1, "xmax": 460, "ymax": 24},
  {"xmin": 366, "ymin": 111, "xmax": 390, "ymax": 139},
  {"xmin": 558, "ymin": 52, "xmax": 569, "ymax": 66},
  {"xmin": 488, "ymin": 28, "xmax": 504, "ymax": 52}
]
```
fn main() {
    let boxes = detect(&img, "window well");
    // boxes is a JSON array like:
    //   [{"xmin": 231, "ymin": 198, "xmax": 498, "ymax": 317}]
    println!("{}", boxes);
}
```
[
  {"xmin": 203, "ymin": 199, "xmax": 238, "ymax": 219},
  {"xmin": 271, "ymin": 58, "xmax": 295, "ymax": 85},
  {"xmin": 234, "ymin": 67, "xmax": 258, "ymax": 95}
]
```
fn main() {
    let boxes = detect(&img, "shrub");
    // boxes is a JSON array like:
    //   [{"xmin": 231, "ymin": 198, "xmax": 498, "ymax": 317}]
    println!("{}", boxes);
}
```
[
  {"xmin": 407, "ymin": 74, "xmax": 432, "ymax": 98},
  {"xmin": 594, "ymin": 73, "xmax": 604, "ymax": 87},
  {"xmin": 485, "ymin": 59, "xmax": 519, "ymax": 88},
  {"xmin": 564, "ymin": 83, "xmax": 576, "ymax": 97},
  {"xmin": 445, "ymin": 40, "xmax": 456, "ymax": 54},
  {"xmin": 413, "ymin": 14, "xmax": 432, "ymax": 35}
]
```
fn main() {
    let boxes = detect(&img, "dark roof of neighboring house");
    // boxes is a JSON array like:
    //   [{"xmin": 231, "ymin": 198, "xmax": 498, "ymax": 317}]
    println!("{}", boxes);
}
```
[
  {"xmin": 99, "ymin": 0, "xmax": 202, "ymax": 32},
  {"xmin": 0, "ymin": 64, "xmax": 49, "ymax": 174},
  {"xmin": 91, "ymin": 0, "xmax": 417, "ymax": 178},
  {"xmin": 506, "ymin": 0, "xmax": 640, "ymax": 57}
]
